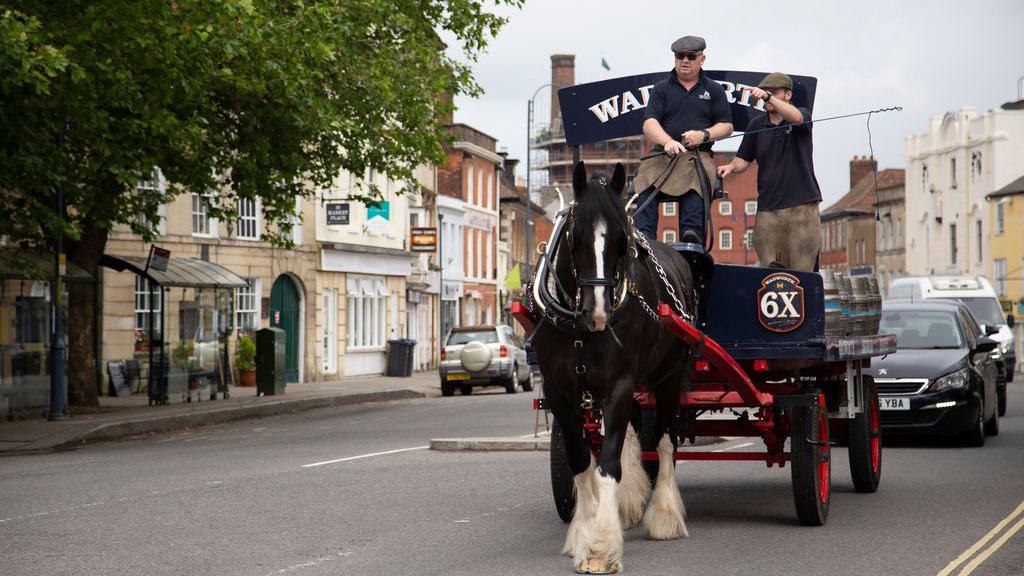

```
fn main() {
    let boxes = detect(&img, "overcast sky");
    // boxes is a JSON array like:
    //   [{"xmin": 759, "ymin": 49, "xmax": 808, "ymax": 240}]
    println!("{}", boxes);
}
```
[{"xmin": 448, "ymin": 0, "xmax": 1023, "ymax": 207}]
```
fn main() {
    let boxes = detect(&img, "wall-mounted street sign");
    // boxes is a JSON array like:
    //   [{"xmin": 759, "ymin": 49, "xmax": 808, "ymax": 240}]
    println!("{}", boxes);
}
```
[
  {"xmin": 146, "ymin": 245, "xmax": 170, "ymax": 272},
  {"xmin": 325, "ymin": 202, "xmax": 350, "ymax": 225},
  {"xmin": 410, "ymin": 227, "xmax": 438, "ymax": 253}
]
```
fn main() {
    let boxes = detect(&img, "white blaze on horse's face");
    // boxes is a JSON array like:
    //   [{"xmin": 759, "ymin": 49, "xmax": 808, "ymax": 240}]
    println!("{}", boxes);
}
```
[{"xmin": 591, "ymin": 219, "xmax": 608, "ymax": 331}]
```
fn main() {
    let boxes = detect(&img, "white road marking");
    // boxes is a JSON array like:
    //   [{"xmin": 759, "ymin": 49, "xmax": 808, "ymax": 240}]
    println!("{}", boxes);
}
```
[
  {"xmin": 711, "ymin": 441, "xmax": 755, "ymax": 453},
  {"xmin": 0, "ymin": 481, "xmax": 226, "ymax": 525},
  {"xmin": 264, "ymin": 552, "xmax": 352, "ymax": 575},
  {"xmin": 301, "ymin": 446, "xmax": 429, "ymax": 468},
  {"xmin": 937, "ymin": 499, "xmax": 1024, "ymax": 576}
]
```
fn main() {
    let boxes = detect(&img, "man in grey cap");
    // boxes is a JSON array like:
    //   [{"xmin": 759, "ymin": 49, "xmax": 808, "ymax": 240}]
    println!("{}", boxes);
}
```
[
  {"xmin": 633, "ymin": 35, "xmax": 733, "ymax": 245},
  {"xmin": 718, "ymin": 72, "xmax": 822, "ymax": 271}
]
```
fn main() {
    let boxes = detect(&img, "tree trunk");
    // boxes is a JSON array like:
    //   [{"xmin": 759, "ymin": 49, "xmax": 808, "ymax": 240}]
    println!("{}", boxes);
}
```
[{"xmin": 66, "ymin": 226, "xmax": 108, "ymax": 406}]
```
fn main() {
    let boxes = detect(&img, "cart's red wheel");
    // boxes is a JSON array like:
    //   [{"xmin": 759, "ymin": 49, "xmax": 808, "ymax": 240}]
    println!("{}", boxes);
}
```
[
  {"xmin": 791, "ymin": 389, "xmax": 831, "ymax": 526},
  {"xmin": 848, "ymin": 376, "xmax": 882, "ymax": 493}
]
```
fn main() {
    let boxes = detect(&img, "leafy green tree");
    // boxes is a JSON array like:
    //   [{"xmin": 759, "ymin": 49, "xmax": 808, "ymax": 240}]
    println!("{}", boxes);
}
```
[{"xmin": 0, "ymin": 1, "xmax": 520, "ymax": 405}]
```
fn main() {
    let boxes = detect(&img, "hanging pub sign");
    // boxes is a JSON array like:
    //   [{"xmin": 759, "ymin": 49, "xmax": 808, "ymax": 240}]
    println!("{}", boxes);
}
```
[
  {"xmin": 146, "ymin": 245, "xmax": 170, "ymax": 272},
  {"xmin": 410, "ymin": 227, "xmax": 438, "ymax": 253},
  {"xmin": 325, "ymin": 202, "xmax": 350, "ymax": 225}
]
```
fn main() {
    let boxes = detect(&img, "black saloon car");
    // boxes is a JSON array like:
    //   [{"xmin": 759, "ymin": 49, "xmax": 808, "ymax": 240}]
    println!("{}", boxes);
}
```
[{"xmin": 865, "ymin": 301, "xmax": 1000, "ymax": 446}]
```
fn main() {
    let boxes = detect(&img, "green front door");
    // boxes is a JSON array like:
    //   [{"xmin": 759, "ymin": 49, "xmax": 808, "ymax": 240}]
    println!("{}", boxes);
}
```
[{"xmin": 270, "ymin": 275, "xmax": 300, "ymax": 382}]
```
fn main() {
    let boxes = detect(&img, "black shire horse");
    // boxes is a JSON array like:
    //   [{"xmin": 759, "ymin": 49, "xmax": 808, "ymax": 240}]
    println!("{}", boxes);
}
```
[{"xmin": 532, "ymin": 161, "xmax": 694, "ymax": 574}]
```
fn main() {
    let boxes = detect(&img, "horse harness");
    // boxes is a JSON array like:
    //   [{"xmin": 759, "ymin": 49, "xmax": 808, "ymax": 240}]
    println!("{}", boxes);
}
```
[{"xmin": 531, "ymin": 191, "xmax": 694, "ymax": 410}]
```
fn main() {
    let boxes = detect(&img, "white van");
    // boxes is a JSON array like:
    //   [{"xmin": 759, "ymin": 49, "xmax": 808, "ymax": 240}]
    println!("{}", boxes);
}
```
[{"xmin": 889, "ymin": 277, "xmax": 1016, "ymax": 388}]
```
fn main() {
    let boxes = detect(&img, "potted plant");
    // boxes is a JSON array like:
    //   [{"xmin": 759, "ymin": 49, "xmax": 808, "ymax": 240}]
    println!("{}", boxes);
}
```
[{"xmin": 236, "ymin": 334, "xmax": 257, "ymax": 387}]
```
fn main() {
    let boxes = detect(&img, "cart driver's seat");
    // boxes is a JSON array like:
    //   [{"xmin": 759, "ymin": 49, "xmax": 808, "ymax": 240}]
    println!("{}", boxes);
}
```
[{"xmin": 670, "ymin": 241, "xmax": 714, "ymax": 284}]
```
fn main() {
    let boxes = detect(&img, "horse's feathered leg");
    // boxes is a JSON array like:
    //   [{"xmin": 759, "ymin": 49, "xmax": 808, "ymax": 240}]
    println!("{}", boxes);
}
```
[
  {"xmin": 643, "ymin": 365, "xmax": 688, "ymax": 540},
  {"xmin": 618, "ymin": 423, "xmax": 651, "ymax": 528},
  {"xmin": 573, "ymin": 379, "xmax": 633, "ymax": 574}
]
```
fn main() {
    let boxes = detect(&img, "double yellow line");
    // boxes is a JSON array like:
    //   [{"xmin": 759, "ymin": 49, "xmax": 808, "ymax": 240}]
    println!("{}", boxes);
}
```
[{"xmin": 937, "ymin": 500, "xmax": 1024, "ymax": 576}]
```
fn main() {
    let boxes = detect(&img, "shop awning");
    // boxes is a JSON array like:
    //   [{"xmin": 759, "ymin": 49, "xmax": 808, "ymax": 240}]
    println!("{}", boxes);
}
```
[{"xmin": 100, "ymin": 254, "xmax": 248, "ymax": 289}]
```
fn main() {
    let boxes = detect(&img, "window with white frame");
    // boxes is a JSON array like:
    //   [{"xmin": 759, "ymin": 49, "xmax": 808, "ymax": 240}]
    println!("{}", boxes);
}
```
[
  {"xmin": 237, "ymin": 197, "xmax": 259, "ymax": 240},
  {"xmin": 744, "ymin": 201, "xmax": 757, "ymax": 215},
  {"xmin": 134, "ymin": 169, "xmax": 165, "ymax": 234},
  {"xmin": 662, "ymin": 203, "xmax": 676, "ymax": 216},
  {"xmin": 719, "ymin": 201, "xmax": 732, "ymax": 216},
  {"xmin": 744, "ymin": 229, "xmax": 753, "ymax": 249},
  {"xmin": 485, "ymin": 169, "xmax": 492, "ymax": 209},
  {"xmin": 994, "ymin": 258, "xmax": 1007, "ymax": 296},
  {"xmin": 466, "ymin": 228, "xmax": 475, "ymax": 278},
  {"xmin": 476, "ymin": 229, "xmax": 483, "ymax": 278},
  {"xmin": 477, "ymin": 166, "xmax": 484, "ymax": 208},
  {"xmin": 135, "ymin": 275, "xmax": 162, "ymax": 334},
  {"xmin": 322, "ymin": 288, "xmax": 337, "ymax": 373},
  {"xmin": 347, "ymin": 277, "xmax": 387, "ymax": 349},
  {"xmin": 486, "ymin": 230, "xmax": 493, "ymax": 279},
  {"xmin": 467, "ymin": 164, "xmax": 475, "ymax": 205},
  {"xmin": 719, "ymin": 229, "xmax": 733, "ymax": 250},
  {"xmin": 996, "ymin": 202, "xmax": 1005, "ymax": 235},
  {"xmin": 235, "ymin": 278, "xmax": 261, "ymax": 333},
  {"xmin": 192, "ymin": 193, "xmax": 216, "ymax": 236},
  {"xmin": 662, "ymin": 229, "xmax": 677, "ymax": 243}
]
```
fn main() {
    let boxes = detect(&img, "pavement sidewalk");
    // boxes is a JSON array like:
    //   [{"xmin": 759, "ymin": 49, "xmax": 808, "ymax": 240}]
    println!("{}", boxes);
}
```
[{"xmin": 0, "ymin": 370, "xmax": 440, "ymax": 455}]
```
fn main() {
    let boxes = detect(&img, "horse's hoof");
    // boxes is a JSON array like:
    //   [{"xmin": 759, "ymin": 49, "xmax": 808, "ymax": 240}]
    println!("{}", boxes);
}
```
[{"xmin": 575, "ymin": 558, "xmax": 622, "ymax": 574}]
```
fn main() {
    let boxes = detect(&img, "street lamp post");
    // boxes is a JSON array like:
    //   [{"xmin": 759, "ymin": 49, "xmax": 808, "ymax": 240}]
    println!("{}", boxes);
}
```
[
  {"xmin": 49, "ymin": 125, "xmax": 67, "ymax": 421},
  {"xmin": 437, "ymin": 213, "xmax": 444, "ymax": 365},
  {"xmin": 525, "ymin": 83, "xmax": 555, "ymax": 284}
]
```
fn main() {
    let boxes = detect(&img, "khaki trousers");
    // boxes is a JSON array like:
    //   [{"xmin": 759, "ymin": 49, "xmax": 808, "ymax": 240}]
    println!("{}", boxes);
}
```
[{"xmin": 752, "ymin": 202, "xmax": 821, "ymax": 271}]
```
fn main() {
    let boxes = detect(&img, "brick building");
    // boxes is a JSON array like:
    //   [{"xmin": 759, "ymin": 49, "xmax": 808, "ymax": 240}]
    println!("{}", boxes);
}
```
[
  {"xmin": 531, "ymin": 54, "xmax": 648, "ymax": 214},
  {"xmin": 655, "ymin": 152, "xmax": 760, "ymax": 265},
  {"xmin": 821, "ymin": 156, "xmax": 904, "ymax": 276},
  {"xmin": 438, "ymin": 123, "xmax": 502, "ymax": 329}
]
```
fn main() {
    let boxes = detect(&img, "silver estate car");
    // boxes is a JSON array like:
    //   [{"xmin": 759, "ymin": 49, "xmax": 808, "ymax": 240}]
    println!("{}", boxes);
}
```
[{"xmin": 439, "ymin": 325, "xmax": 533, "ymax": 396}]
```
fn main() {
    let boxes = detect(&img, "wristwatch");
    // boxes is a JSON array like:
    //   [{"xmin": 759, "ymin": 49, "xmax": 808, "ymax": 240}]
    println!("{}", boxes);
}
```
[{"xmin": 701, "ymin": 129, "xmax": 710, "ymax": 143}]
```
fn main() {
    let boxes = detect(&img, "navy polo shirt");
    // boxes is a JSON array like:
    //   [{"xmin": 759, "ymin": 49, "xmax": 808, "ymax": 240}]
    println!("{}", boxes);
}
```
[
  {"xmin": 736, "ymin": 107, "xmax": 822, "ymax": 212},
  {"xmin": 644, "ymin": 69, "xmax": 732, "ymax": 152}
]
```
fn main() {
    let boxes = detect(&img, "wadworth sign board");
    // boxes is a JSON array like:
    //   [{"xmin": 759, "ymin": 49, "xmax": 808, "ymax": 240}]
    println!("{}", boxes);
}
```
[{"xmin": 556, "ymin": 70, "xmax": 817, "ymax": 146}]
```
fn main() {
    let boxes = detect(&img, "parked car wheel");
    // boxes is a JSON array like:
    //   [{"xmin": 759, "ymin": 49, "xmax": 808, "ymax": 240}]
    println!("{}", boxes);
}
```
[
  {"xmin": 441, "ymin": 381, "xmax": 455, "ymax": 397},
  {"xmin": 997, "ymin": 383, "xmax": 1007, "ymax": 417},
  {"xmin": 459, "ymin": 384, "xmax": 473, "ymax": 396},
  {"xmin": 505, "ymin": 364, "xmax": 518, "ymax": 394},
  {"xmin": 519, "ymin": 366, "xmax": 534, "ymax": 392}
]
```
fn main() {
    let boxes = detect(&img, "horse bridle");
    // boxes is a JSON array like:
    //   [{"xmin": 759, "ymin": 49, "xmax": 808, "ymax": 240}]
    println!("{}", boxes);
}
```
[
  {"xmin": 532, "ymin": 199, "xmax": 637, "ymax": 333},
  {"xmin": 566, "ymin": 203, "xmax": 636, "ymax": 315}
]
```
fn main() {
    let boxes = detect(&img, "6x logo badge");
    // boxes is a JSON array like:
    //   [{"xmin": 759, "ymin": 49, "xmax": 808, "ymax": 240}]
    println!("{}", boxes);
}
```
[{"xmin": 757, "ymin": 272, "xmax": 805, "ymax": 333}]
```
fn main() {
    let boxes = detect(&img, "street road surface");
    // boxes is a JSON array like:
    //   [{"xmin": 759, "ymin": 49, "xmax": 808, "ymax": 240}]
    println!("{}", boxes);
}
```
[{"xmin": 2, "ymin": 383, "xmax": 1023, "ymax": 575}]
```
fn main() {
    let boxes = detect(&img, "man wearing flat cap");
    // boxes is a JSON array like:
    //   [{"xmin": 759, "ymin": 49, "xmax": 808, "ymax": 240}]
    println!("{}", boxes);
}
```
[
  {"xmin": 718, "ymin": 72, "xmax": 822, "ymax": 271},
  {"xmin": 634, "ymin": 35, "xmax": 733, "ymax": 245},
  {"xmin": 634, "ymin": 35, "xmax": 733, "ymax": 241}
]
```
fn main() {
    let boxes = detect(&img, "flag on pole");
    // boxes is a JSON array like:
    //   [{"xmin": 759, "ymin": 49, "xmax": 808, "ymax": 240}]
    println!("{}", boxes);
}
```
[
  {"xmin": 601, "ymin": 57, "xmax": 611, "ymax": 71},
  {"xmin": 506, "ymin": 263, "xmax": 522, "ymax": 292}
]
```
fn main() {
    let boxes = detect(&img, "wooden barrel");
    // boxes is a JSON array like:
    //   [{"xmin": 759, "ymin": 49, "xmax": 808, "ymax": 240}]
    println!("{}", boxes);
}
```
[
  {"xmin": 850, "ymin": 276, "xmax": 871, "ymax": 337},
  {"xmin": 821, "ymin": 270, "xmax": 842, "ymax": 336},
  {"xmin": 865, "ymin": 276, "xmax": 882, "ymax": 334},
  {"xmin": 835, "ymin": 273, "xmax": 854, "ymax": 337}
]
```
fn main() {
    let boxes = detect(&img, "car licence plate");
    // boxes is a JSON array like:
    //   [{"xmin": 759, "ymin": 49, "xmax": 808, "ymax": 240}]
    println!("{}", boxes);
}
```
[
  {"xmin": 446, "ymin": 373, "xmax": 470, "ymax": 381},
  {"xmin": 880, "ymin": 396, "xmax": 910, "ymax": 411}
]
